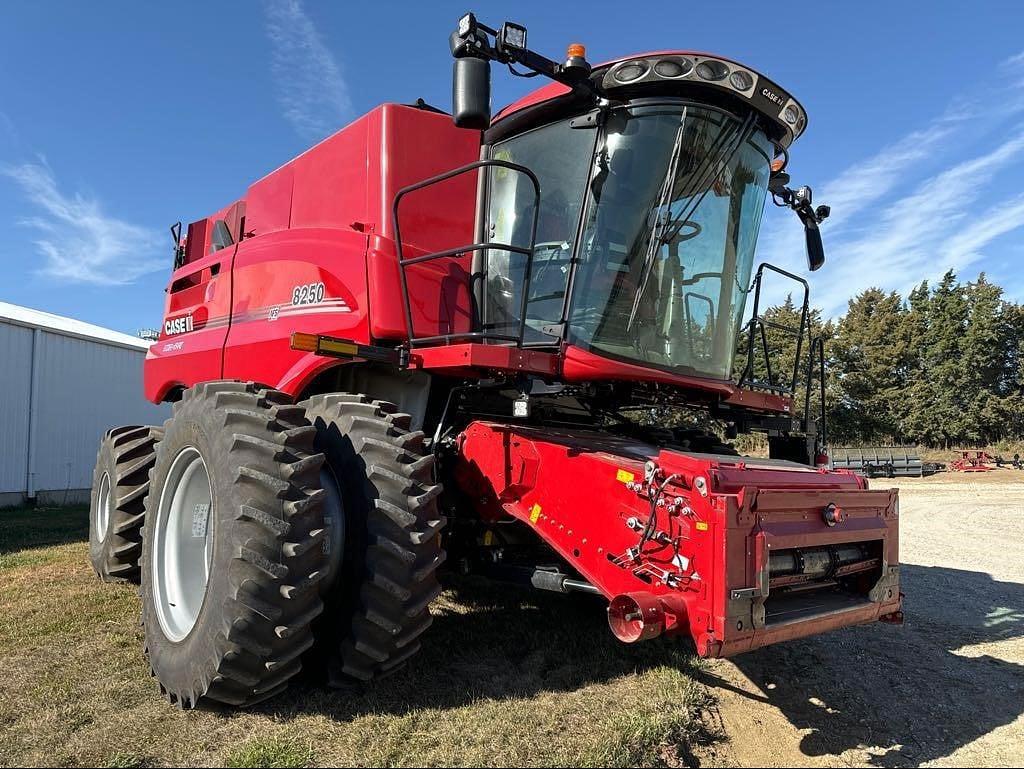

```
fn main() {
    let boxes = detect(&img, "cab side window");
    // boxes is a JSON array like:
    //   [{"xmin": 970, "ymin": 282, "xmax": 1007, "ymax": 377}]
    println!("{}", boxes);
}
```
[{"xmin": 210, "ymin": 220, "xmax": 234, "ymax": 253}]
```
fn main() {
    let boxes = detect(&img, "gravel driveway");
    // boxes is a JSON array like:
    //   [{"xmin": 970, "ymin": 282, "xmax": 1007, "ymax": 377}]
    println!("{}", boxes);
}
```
[{"xmin": 697, "ymin": 472, "xmax": 1024, "ymax": 767}]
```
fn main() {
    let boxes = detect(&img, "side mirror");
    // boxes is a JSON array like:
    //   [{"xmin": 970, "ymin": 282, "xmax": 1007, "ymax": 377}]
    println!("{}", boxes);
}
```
[
  {"xmin": 777, "ymin": 184, "xmax": 828, "ymax": 272},
  {"xmin": 804, "ymin": 217, "xmax": 825, "ymax": 272},
  {"xmin": 452, "ymin": 56, "xmax": 491, "ymax": 130}
]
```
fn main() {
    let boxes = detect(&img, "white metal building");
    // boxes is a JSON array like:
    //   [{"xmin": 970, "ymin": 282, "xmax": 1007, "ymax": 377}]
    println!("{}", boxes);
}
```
[{"xmin": 0, "ymin": 302, "xmax": 170, "ymax": 508}]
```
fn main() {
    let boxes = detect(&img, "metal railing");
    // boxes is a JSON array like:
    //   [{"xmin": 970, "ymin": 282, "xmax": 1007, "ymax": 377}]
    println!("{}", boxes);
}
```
[
  {"xmin": 736, "ymin": 263, "xmax": 810, "ymax": 396},
  {"xmin": 804, "ymin": 334, "xmax": 827, "ymax": 447},
  {"xmin": 391, "ymin": 159, "xmax": 541, "ymax": 348}
]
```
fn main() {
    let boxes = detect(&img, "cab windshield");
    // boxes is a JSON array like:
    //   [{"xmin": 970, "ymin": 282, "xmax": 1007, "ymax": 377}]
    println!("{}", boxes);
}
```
[{"xmin": 485, "ymin": 102, "xmax": 772, "ymax": 380}]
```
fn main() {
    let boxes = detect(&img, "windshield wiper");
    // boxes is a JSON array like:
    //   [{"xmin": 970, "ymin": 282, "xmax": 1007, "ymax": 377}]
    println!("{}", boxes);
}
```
[{"xmin": 626, "ymin": 112, "xmax": 757, "ymax": 331}]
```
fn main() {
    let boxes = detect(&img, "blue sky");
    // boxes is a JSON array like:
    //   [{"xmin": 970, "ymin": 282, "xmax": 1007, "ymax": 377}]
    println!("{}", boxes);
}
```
[{"xmin": 2, "ymin": 1, "xmax": 1023, "ymax": 333}]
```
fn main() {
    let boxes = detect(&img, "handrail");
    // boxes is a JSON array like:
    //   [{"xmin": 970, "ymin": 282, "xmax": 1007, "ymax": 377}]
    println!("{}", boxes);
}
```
[
  {"xmin": 804, "ymin": 334, "xmax": 827, "ymax": 447},
  {"xmin": 737, "ymin": 262, "xmax": 811, "ymax": 395},
  {"xmin": 392, "ymin": 159, "xmax": 541, "ymax": 347}
]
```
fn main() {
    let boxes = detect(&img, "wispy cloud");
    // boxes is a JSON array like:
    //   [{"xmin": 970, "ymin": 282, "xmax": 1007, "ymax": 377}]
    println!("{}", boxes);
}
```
[
  {"xmin": 758, "ymin": 57, "xmax": 1024, "ymax": 316},
  {"xmin": 758, "ymin": 121, "xmax": 958, "ymax": 273},
  {"xmin": 1003, "ymin": 50, "xmax": 1024, "ymax": 68},
  {"xmin": 940, "ymin": 192, "xmax": 1024, "ymax": 270},
  {"xmin": 264, "ymin": 0, "xmax": 350, "ymax": 141},
  {"xmin": 0, "ymin": 111, "xmax": 18, "ymax": 147},
  {"xmin": 813, "ymin": 133, "xmax": 1024, "ymax": 313},
  {"xmin": 3, "ymin": 160, "xmax": 163, "ymax": 285}
]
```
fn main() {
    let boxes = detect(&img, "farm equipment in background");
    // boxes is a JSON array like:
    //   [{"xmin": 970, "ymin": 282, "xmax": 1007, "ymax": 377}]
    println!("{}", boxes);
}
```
[
  {"xmin": 830, "ymin": 447, "xmax": 929, "ymax": 478},
  {"xmin": 994, "ymin": 453, "xmax": 1023, "ymax": 470},
  {"xmin": 950, "ymin": 450, "xmax": 994, "ymax": 472},
  {"xmin": 87, "ymin": 13, "xmax": 902, "ymax": 708}
]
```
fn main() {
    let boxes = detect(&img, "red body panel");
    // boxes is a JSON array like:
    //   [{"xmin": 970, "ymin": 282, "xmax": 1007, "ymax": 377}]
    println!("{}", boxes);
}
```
[
  {"xmin": 562, "ymin": 345, "xmax": 793, "ymax": 412},
  {"xmin": 408, "ymin": 344, "xmax": 560, "ymax": 377},
  {"xmin": 145, "ymin": 104, "xmax": 480, "ymax": 402},
  {"xmin": 455, "ymin": 422, "xmax": 901, "ymax": 657}
]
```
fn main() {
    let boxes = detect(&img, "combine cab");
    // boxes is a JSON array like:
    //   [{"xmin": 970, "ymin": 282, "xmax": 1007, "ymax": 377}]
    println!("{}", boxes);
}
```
[{"xmin": 88, "ymin": 13, "xmax": 901, "ymax": 708}]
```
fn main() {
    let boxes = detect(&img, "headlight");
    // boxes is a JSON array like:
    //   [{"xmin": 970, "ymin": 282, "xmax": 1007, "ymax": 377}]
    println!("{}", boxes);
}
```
[
  {"xmin": 499, "ymin": 22, "xmax": 527, "ymax": 50},
  {"xmin": 595, "ymin": 54, "xmax": 808, "ymax": 147},
  {"xmin": 654, "ymin": 58, "xmax": 692, "ymax": 78},
  {"xmin": 696, "ymin": 59, "xmax": 729, "ymax": 81},
  {"xmin": 729, "ymin": 70, "xmax": 753, "ymax": 91},
  {"xmin": 614, "ymin": 61, "xmax": 649, "ymax": 82}
]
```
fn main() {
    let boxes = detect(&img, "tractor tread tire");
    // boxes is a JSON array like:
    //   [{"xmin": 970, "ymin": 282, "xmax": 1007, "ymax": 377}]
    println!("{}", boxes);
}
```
[
  {"xmin": 89, "ymin": 425, "xmax": 163, "ymax": 583},
  {"xmin": 301, "ymin": 393, "xmax": 445, "ymax": 684},
  {"xmin": 140, "ymin": 381, "xmax": 326, "ymax": 709}
]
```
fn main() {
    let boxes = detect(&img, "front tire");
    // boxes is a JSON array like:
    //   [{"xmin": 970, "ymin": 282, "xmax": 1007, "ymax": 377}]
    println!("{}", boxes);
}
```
[
  {"xmin": 89, "ymin": 425, "xmax": 162, "ymax": 582},
  {"xmin": 301, "ymin": 393, "xmax": 446, "ymax": 683},
  {"xmin": 140, "ymin": 382, "xmax": 326, "ymax": 708}
]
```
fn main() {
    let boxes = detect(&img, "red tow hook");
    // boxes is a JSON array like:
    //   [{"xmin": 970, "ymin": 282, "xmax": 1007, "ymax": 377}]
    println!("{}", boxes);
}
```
[
  {"xmin": 607, "ymin": 592, "xmax": 688, "ymax": 643},
  {"xmin": 823, "ymin": 502, "xmax": 847, "ymax": 526}
]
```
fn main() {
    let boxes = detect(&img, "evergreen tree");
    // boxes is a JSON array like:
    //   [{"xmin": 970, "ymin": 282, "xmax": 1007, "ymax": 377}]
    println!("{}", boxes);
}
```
[
  {"xmin": 734, "ymin": 294, "xmax": 832, "ymax": 431},
  {"xmin": 830, "ymin": 288, "xmax": 913, "ymax": 443},
  {"xmin": 739, "ymin": 272, "xmax": 1024, "ymax": 449}
]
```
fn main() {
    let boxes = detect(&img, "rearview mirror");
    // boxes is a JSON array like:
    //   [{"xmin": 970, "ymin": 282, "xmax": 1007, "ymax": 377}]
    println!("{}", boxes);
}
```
[
  {"xmin": 452, "ymin": 57, "xmax": 491, "ymax": 130},
  {"xmin": 804, "ymin": 217, "xmax": 825, "ymax": 272}
]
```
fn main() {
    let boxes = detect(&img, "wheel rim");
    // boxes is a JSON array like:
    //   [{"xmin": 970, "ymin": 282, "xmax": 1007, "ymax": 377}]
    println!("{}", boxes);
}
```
[
  {"xmin": 152, "ymin": 446, "xmax": 213, "ymax": 642},
  {"xmin": 319, "ymin": 466, "xmax": 345, "ymax": 591},
  {"xmin": 96, "ymin": 472, "xmax": 112, "ymax": 539}
]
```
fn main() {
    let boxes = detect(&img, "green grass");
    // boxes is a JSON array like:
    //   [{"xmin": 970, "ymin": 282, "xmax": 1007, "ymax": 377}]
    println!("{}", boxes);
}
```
[
  {"xmin": 0, "ymin": 505, "xmax": 90, "ymax": 571},
  {"xmin": 226, "ymin": 736, "xmax": 313, "ymax": 768},
  {"xmin": 105, "ymin": 752, "xmax": 154, "ymax": 769},
  {"xmin": 0, "ymin": 507, "xmax": 717, "ymax": 768},
  {"xmin": 0, "ymin": 503, "xmax": 89, "ymax": 549}
]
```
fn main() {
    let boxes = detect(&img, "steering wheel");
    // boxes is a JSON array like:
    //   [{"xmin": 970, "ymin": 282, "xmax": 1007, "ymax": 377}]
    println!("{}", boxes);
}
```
[
  {"xmin": 667, "ymin": 220, "xmax": 702, "ymax": 243},
  {"xmin": 528, "ymin": 240, "xmax": 571, "ymax": 287},
  {"xmin": 532, "ymin": 241, "xmax": 570, "ymax": 257}
]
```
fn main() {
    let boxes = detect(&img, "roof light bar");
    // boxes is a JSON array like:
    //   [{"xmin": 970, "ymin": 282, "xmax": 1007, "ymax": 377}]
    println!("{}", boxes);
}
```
[{"xmin": 600, "ymin": 54, "xmax": 807, "ymax": 144}]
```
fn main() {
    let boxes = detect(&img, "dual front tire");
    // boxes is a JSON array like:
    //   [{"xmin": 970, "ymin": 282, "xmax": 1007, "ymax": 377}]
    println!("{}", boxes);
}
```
[
  {"xmin": 139, "ymin": 382, "xmax": 327, "ymax": 707},
  {"xmin": 91, "ymin": 382, "xmax": 445, "ymax": 708},
  {"xmin": 89, "ymin": 425, "xmax": 162, "ymax": 582}
]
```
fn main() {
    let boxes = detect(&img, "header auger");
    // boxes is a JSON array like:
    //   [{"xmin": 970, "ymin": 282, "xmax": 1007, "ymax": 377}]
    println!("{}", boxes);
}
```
[{"xmin": 89, "ymin": 13, "xmax": 901, "ymax": 708}]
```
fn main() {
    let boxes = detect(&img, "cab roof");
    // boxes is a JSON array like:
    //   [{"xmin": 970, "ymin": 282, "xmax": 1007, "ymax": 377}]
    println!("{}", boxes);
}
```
[{"xmin": 492, "ymin": 50, "xmax": 807, "ymax": 148}]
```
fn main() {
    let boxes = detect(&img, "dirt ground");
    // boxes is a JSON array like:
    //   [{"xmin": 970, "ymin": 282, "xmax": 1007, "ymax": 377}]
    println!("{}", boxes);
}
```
[{"xmin": 697, "ymin": 470, "xmax": 1024, "ymax": 768}]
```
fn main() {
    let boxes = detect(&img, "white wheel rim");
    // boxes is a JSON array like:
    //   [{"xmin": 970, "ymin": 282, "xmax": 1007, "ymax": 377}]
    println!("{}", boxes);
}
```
[
  {"xmin": 152, "ymin": 446, "xmax": 213, "ymax": 642},
  {"xmin": 96, "ymin": 472, "xmax": 112, "ymax": 538}
]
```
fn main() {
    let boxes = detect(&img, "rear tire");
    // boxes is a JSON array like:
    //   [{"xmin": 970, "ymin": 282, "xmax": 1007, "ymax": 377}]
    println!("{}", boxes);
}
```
[
  {"xmin": 89, "ymin": 425, "xmax": 162, "ymax": 582},
  {"xmin": 301, "ymin": 393, "xmax": 446, "ymax": 683},
  {"xmin": 140, "ymin": 382, "xmax": 326, "ymax": 708}
]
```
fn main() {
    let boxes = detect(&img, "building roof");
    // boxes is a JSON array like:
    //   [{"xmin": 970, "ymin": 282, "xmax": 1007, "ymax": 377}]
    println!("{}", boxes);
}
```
[{"xmin": 0, "ymin": 301, "xmax": 152, "ymax": 351}]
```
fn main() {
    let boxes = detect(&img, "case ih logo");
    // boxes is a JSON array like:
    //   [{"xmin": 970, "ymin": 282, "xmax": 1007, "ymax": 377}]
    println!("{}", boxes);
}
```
[
  {"xmin": 761, "ymin": 87, "xmax": 785, "ymax": 106},
  {"xmin": 164, "ymin": 315, "xmax": 194, "ymax": 336}
]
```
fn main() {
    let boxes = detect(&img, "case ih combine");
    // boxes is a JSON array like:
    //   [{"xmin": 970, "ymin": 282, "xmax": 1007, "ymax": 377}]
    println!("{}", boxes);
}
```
[{"xmin": 88, "ymin": 14, "xmax": 901, "ymax": 708}]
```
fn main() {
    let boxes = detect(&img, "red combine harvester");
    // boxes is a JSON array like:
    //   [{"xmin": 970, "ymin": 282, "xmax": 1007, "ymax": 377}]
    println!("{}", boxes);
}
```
[{"xmin": 88, "ymin": 14, "xmax": 901, "ymax": 708}]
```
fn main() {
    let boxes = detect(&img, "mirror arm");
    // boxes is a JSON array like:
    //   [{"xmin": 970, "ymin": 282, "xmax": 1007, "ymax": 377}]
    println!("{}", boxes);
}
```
[
  {"xmin": 772, "ymin": 183, "xmax": 830, "ymax": 271},
  {"xmin": 451, "ymin": 15, "xmax": 597, "ymax": 94}
]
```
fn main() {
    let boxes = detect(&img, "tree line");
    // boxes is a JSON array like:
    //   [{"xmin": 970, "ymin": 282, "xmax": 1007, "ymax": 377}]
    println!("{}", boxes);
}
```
[{"xmin": 741, "ymin": 271, "xmax": 1024, "ymax": 448}]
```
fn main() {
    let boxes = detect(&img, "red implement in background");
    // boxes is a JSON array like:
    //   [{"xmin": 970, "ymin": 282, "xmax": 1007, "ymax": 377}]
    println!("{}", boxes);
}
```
[{"xmin": 950, "ymin": 451, "xmax": 993, "ymax": 472}]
